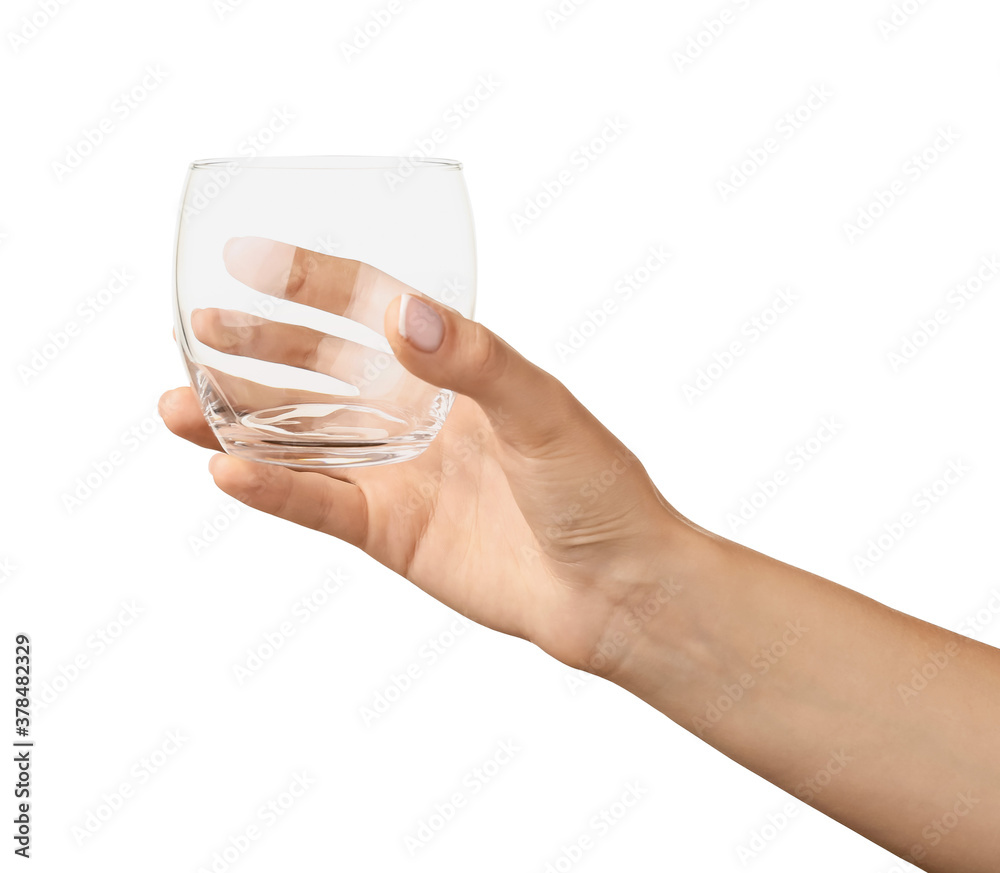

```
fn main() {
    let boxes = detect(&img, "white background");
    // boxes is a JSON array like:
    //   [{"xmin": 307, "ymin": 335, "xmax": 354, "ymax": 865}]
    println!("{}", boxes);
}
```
[{"xmin": 2, "ymin": 0, "xmax": 999, "ymax": 870}]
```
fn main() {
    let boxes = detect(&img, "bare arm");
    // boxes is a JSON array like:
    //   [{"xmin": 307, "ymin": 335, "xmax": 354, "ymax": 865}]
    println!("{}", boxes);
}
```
[{"xmin": 597, "ymin": 517, "xmax": 1000, "ymax": 872}]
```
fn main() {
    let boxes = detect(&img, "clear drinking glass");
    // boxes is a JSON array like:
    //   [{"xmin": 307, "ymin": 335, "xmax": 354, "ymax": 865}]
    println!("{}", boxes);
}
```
[{"xmin": 173, "ymin": 156, "xmax": 476, "ymax": 467}]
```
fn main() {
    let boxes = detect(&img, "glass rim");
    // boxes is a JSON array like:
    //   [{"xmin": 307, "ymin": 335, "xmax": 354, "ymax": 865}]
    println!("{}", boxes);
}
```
[{"xmin": 189, "ymin": 155, "xmax": 463, "ymax": 171}]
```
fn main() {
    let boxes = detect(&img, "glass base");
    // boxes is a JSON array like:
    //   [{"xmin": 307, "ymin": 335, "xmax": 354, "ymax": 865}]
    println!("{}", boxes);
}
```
[{"xmin": 210, "ymin": 400, "xmax": 444, "ymax": 468}]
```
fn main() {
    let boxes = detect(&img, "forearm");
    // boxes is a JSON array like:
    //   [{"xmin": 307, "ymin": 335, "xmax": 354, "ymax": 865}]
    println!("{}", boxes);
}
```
[{"xmin": 600, "ymin": 518, "xmax": 1000, "ymax": 872}]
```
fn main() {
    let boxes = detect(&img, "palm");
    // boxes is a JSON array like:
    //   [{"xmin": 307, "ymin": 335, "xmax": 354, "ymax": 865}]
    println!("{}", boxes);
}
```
[
  {"xmin": 347, "ymin": 395, "xmax": 547, "ymax": 638},
  {"xmin": 321, "ymin": 385, "xmax": 670, "ymax": 668}
]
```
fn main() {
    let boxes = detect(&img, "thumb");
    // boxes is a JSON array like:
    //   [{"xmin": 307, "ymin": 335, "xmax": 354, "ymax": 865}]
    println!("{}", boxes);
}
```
[{"xmin": 385, "ymin": 292, "xmax": 589, "ymax": 454}]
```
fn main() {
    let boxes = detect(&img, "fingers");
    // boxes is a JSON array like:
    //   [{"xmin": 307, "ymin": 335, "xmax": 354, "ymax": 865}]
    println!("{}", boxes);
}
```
[
  {"xmin": 158, "ymin": 387, "xmax": 222, "ymax": 451},
  {"xmin": 222, "ymin": 237, "xmax": 307, "ymax": 298},
  {"xmin": 386, "ymin": 293, "xmax": 596, "ymax": 456},
  {"xmin": 208, "ymin": 453, "xmax": 368, "ymax": 549},
  {"xmin": 223, "ymin": 236, "xmax": 413, "ymax": 336},
  {"xmin": 161, "ymin": 383, "xmax": 371, "ymax": 549},
  {"xmin": 190, "ymin": 307, "xmax": 401, "ymax": 392}
]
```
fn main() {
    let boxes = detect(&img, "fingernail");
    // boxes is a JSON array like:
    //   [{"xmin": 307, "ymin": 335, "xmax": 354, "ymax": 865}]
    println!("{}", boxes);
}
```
[
  {"xmin": 223, "ymin": 236, "xmax": 295, "ymax": 295},
  {"xmin": 398, "ymin": 294, "xmax": 444, "ymax": 353}
]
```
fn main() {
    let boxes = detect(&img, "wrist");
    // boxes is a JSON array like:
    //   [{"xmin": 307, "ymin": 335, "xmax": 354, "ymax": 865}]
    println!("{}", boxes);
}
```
[{"xmin": 571, "ymin": 513, "xmax": 724, "ymax": 686}]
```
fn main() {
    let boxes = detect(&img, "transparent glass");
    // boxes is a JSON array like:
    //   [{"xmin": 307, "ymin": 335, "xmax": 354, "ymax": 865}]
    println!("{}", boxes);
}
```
[{"xmin": 173, "ymin": 156, "xmax": 476, "ymax": 467}]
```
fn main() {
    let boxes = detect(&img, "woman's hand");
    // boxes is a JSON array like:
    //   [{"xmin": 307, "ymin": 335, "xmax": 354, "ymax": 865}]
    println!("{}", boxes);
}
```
[{"xmin": 161, "ymin": 237, "xmax": 689, "ymax": 675}]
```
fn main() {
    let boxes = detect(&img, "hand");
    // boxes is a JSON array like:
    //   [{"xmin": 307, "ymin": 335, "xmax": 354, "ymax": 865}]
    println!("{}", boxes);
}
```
[{"xmin": 161, "ymin": 238, "xmax": 690, "ymax": 673}]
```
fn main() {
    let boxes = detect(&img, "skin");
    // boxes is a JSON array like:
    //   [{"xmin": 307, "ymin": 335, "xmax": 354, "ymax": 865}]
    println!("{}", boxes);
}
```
[{"xmin": 162, "ymin": 241, "xmax": 1000, "ymax": 872}]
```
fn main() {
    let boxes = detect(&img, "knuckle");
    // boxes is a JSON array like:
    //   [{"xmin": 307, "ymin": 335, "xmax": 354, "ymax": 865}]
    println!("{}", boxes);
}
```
[
  {"xmin": 308, "ymin": 482, "xmax": 337, "ymax": 532},
  {"xmin": 284, "ymin": 249, "xmax": 315, "ymax": 299}
]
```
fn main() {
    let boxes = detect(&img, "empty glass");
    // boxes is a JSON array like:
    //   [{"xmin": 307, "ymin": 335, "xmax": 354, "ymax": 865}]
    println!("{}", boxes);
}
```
[{"xmin": 173, "ymin": 156, "xmax": 477, "ymax": 467}]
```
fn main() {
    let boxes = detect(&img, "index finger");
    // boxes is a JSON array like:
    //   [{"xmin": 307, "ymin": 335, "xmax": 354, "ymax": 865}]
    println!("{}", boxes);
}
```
[{"xmin": 224, "ymin": 236, "xmax": 414, "ymax": 335}]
